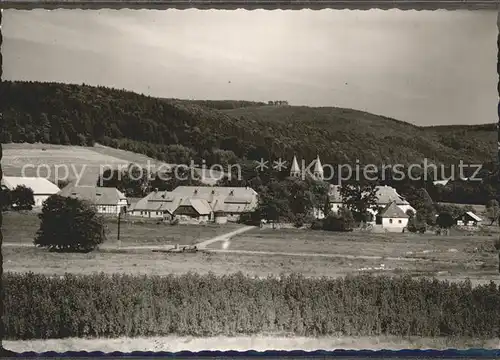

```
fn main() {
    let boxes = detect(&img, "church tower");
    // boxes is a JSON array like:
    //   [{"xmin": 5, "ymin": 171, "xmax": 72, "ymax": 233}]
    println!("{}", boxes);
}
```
[
  {"xmin": 290, "ymin": 155, "xmax": 301, "ymax": 178},
  {"xmin": 313, "ymin": 155, "xmax": 324, "ymax": 180}
]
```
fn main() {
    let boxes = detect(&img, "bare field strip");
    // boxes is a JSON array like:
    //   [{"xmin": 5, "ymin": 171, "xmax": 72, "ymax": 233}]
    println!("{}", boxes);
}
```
[
  {"xmin": 4, "ymin": 245, "xmax": 499, "ymax": 287},
  {"xmin": 4, "ymin": 335, "xmax": 500, "ymax": 353}
]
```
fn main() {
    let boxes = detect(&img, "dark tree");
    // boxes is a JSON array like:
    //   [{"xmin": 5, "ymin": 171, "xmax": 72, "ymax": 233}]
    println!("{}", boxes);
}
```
[
  {"xmin": 11, "ymin": 185, "xmax": 35, "ymax": 210},
  {"xmin": 436, "ymin": 212, "xmax": 455, "ymax": 229},
  {"xmin": 339, "ymin": 182, "xmax": 378, "ymax": 223},
  {"xmin": 485, "ymin": 199, "xmax": 499, "ymax": 225},
  {"xmin": 0, "ymin": 189, "xmax": 12, "ymax": 211},
  {"xmin": 34, "ymin": 195, "xmax": 106, "ymax": 252}
]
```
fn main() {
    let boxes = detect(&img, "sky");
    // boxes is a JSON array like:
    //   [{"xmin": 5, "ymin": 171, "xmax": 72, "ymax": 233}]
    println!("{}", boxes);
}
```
[{"xmin": 3, "ymin": 9, "xmax": 498, "ymax": 126}]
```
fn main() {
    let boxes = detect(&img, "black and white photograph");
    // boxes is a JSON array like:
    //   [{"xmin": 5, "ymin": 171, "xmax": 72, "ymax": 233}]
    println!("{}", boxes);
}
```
[{"xmin": 1, "ymin": 8, "xmax": 500, "ymax": 353}]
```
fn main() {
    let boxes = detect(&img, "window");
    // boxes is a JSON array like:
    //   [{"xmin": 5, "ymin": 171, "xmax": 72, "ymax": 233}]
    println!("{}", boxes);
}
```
[
  {"xmin": 398, "ymin": 220, "xmax": 402, "ymax": 224},
  {"xmin": 389, "ymin": 219, "xmax": 393, "ymax": 224}
]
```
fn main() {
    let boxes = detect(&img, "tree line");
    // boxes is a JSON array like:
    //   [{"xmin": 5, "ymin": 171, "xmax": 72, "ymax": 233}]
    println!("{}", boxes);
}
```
[{"xmin": 1, "ymin": 80, "xmax": 497, "ymax": 205}]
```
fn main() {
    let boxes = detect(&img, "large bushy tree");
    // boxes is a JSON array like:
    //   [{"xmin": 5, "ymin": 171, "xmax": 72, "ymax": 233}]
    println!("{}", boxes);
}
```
[
  {"xmin": 339, "ymin": 181, "xmax": 378, "ymax": 223},
  {"xmin": 34, "ymin": 195, "xmax": 106, "ymax": 252}
]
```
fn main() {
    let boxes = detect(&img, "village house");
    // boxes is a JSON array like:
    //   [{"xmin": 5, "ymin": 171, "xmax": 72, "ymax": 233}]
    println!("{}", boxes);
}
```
[
  {"xmin": 1, "ymin": 176, "xmax": 60, "ymax": 207},
  {"xmin": 129, "ymin": 186, "xmax": 258, "ymax": 223},
  {"xmin": 319, "ymin": 184, "xmax": 416, "ymax": 221},
  {"xmin": 375, "ymin": 201, "xmax": 410, "ymax": 232},
  {"xmin": 457, "ymin": 211, "xmax": 482, "ymax": 227},
  {"xmin": 173, "ymin": 198, "xmax": 213, "ymax": 222},
  {"xmin": 58, "ymin": 184, "xmax": 128, "ymax": 215}
]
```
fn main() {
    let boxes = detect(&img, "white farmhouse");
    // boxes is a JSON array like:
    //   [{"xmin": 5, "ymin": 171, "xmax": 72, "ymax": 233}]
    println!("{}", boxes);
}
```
[
  {"xmin": 375, "ymin": 201, "xmax": 410, "ymax": 232},
  {"xmin": 1, "ymin": 176, "xmax": 60, "ymax": 207}
]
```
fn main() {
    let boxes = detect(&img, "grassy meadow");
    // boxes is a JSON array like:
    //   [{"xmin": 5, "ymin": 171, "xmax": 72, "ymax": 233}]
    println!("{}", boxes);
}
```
[
  {"xmin": 2, "ymin": 143, "xmax": 221, "ymax": 186},
  {"xmin": 2, "ymin": 211, "xmax": 242, "ymax": 246}
]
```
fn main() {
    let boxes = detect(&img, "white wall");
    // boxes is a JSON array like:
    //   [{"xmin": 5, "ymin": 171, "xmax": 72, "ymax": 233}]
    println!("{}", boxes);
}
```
[
  {"xmin": 34, "ymin": 195, "xmax": 50, "ymax": 207},
  {"xmin": 382, "ymin": 217, "xmax": 408, "ymax": 231}
]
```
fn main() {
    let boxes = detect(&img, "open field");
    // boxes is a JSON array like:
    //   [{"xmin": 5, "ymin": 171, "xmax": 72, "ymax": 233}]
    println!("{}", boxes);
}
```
[
  {"xmin": 217, "ymin": 227, "xmax": 498, "ymax": 259},
  {"xmin": 2, "ymin": 142, "xmax": 221, "ymax": 185},
  {"xmin": 5, "ymin": 335, "xmax": 500, "ymax": 353},
  {"xmin": 4, "ymin": 241, "xmax": 499, "ymax": 286},
  {"xmin": 3, "ymin": 211, "xmax": 242, "ymax": 246}
]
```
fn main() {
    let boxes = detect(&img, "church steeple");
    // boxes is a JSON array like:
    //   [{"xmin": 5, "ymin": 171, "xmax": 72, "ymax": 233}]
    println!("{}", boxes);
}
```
[
  {"xmin": 313, "ymin": 155, "xmax": 324, "ymax": 180},
  {"xmin": 290, "ymin": 155, "xmax": 301, "ymax": 178}
]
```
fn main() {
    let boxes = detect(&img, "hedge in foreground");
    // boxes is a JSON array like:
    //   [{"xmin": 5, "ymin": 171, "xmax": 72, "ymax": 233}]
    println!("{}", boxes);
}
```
[{"xmin": 4, "ymin": 272, "xmax": 500, "ymax": 340}]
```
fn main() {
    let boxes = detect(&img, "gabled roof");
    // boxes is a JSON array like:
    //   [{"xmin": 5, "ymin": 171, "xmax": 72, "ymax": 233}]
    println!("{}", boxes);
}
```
[
  {"xmin": 378, "ymin": 201, "xmax": 409, "ymax": 218},
  {"xmin": 1, "ymin": 176, "xmax": 60, "ymax": 195},
  {"xmin": 175, "ymin": 198, "xmax": 212, "ymax": 215},
  {"xmin": 465, "ymin": 211, "xmax": 482, "ymax": 222},
  {"xmin": 58, "ymin": 185, "xmax": 127, "ymax": 205}
]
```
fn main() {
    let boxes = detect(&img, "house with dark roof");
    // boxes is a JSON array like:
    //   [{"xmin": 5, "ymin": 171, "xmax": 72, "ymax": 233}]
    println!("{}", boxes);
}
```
[
  {"xmin": 375, "ymin": 201, "xmax": 410, "ymax": 231},
  {"xmin": 58, "ymin": 184, "xmax": 128, "ymax": 216},
  {"xmin": 1, "ymin": 176, "xmax": 60, "ymax": 207}
]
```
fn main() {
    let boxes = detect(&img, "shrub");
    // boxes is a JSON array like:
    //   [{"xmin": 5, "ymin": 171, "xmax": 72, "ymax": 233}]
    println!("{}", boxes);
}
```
[
  {"xmin": 436, "ymin": 212, "xmax": 455, "ymax": 229},
  {"xmin": 0, "ymin": 188, "xmax": 12, "ymax": 211},
  {"xmin": 310, "ymin": 219, "xmax": 324, "ymax": 230},
  {"xmin": 3, "ymin": 272, "xmax": 500, "ymax": 340},
  {"xmin": 11, "ymin": 185, "xmax": 35, "ymax": 210},
  {"xmin": 34, "ymin": 195, "xmax": 106, "ymax": 252},
  {"xmin": 322, "ymin": 210, "xmax": 354, "ymax": 232}
]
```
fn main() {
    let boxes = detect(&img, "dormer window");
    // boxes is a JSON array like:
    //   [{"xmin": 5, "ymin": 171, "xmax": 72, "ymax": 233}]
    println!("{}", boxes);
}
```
[
  {"xmin": 194, "ymin": 189, "xmax": 198, "ymax": 195},
  {"xmin": 229, "ymin": 190, "xmax": 234, "ymax": 196},
  {"xmin": 211, "ymin": 190, "xmax": 215, "ymax": 195}
]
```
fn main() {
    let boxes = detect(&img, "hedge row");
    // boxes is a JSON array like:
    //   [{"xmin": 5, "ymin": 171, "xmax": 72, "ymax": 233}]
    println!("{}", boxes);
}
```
[{"xmin": 4, "ymin": 272, "xmax": 500, "ymax": 340}]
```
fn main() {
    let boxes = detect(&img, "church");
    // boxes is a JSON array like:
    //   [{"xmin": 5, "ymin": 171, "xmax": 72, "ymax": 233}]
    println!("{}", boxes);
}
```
[{"xmin": 288, "ymin": 155, "xmax": 416, "ymax": 224}]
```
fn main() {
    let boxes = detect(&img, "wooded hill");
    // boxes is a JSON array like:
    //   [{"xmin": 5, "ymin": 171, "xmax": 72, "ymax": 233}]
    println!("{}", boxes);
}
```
[{"xmin": 1, "ymin": 81, "xmax": 495, "ymax": 170}]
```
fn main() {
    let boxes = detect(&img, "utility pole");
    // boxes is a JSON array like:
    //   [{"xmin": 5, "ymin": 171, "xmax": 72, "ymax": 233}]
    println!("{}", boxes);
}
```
[{"xmin": 117, "ymin": 206, "xmax": 125, "ymax": 248}]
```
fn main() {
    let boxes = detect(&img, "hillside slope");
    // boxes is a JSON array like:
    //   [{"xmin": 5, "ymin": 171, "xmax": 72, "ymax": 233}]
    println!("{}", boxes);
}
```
[{"xmin": 1, "ymin": 81, "xmax": 495, "ymax": 168}]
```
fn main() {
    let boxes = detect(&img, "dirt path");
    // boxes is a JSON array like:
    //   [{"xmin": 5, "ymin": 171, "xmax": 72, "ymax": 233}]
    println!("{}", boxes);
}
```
[
  {"xmin": 206, "ymin": 248, "xmax": 432, "ymax": 263},
  {"xmin": 196, "ymin": 225, "xmax": 255, "ymax": 249}
]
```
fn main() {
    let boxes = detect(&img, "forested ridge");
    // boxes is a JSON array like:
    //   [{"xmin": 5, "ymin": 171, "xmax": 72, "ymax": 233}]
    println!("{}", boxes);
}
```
[{"xmin": 1, "ymin": 80, "xmax": 495, "ymax": 169}]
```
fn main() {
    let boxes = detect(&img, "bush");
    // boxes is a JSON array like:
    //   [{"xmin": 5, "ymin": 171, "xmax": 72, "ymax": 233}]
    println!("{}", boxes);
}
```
[
  {"xmin": 4, "ymin": 272, "xmax": 500, "ymax": 340},
  {"xmin": 0, "ymin": 188, "xmax": 12, "ymax": 211},
  {"xmin": 34, "ymin": 195, "xmax": 106, "ymax": 252},
  {"xmin": 238, "ymin": 211, "xmax": 261, "ymax": 226},
  {"xmin": 11, "ymin": 185, "xmax": 35, "ymax": 210},
  {"xmin": 436, "ymin": 212, "xmax": 455, "ymax": 229},
  {"xmin": 310, "ymin": 219, "xmax": 324, "ymax": 230},
  {"xmin": 322, "ymin": 211, "xmax": 354, "ymax": 232}
]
